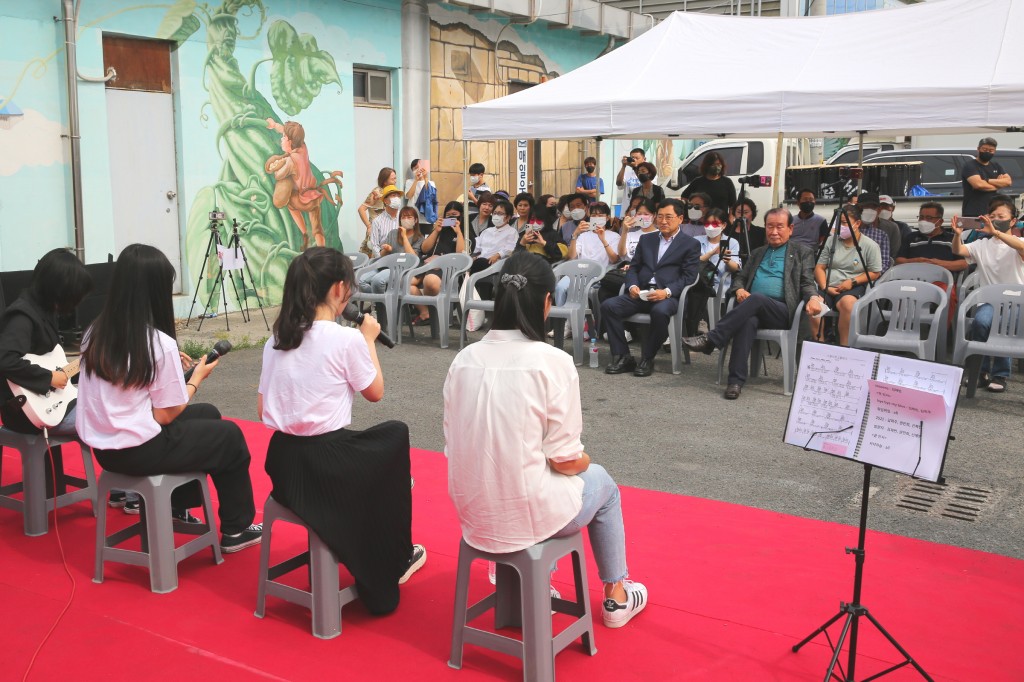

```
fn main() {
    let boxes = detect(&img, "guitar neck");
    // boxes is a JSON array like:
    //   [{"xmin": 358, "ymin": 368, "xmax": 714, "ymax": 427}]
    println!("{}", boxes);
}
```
[{"xmin": 63, "ymin": 357, "xmax": 80, "ymax": 379}]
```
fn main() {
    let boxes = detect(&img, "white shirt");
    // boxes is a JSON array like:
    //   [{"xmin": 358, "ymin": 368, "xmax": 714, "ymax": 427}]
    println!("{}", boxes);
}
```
[
  {"xmin": 624, "ymin": 228, "xmax": 654, "ymax": 260},
  {"xmin": 444, "ymin": 329, "xmax": 585, "ymax": 553},
  {"xmin": 695, "ymin": 235, "xmax": 742, "ymax": 290},
  {"xmin": 964, "ymin": 235, "xmax": 1024, "ymax": 287},
  {"xmin": 259, "ymin": 322, "xmax": 376, "ymax": 436},
  {"xmin": 404, "ymin": 178, "xmax": 437, "ymax": 208},
  {"xmin": 575, "ymin": 229, "xmax": 620, "ymax": 267},
  {"xmin": 370, "ymin": 210, "xmax": 399, "ymax": 257},
  {"xmin": 76, "ymin": 330, "xmax": 187, "ymax": 450},
  {"xmin": 474, "ymin": 224, "xmax": 518, "ymax": 260}
]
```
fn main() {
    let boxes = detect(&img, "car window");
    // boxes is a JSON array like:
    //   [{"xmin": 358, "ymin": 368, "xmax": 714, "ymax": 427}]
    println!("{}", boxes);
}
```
[
  {"xmin": 918, "ymin": 156, "xmax": 961, "ymax": 184},
  {"xmin": 995, "ymin": 155, "xmax": 1024, "ymax": 184}
]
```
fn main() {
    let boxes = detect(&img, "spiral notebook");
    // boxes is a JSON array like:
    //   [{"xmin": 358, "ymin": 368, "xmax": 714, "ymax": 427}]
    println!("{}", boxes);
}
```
[{"xmin": 783, "ymin": 342, "xmax": 962, "ymax": 482}]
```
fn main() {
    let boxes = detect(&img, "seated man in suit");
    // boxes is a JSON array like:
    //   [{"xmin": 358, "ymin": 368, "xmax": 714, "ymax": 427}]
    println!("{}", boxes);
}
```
[
  {"xmin": 682, "ymin": 208, "xmax": 823, "ymax": 400},
  {"xmin": 601, "ymin": 198, "xmax": 700, "ymax": 377}
]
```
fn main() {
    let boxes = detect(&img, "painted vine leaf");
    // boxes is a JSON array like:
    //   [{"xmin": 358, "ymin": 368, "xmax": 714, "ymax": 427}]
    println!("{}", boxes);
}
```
[
  {"xmin": 267, "ymin": 20, "xmax": 342, "ymax": 116},
  {"xmin": 155, "ymin": 0, "xmax": 200, "ymax": 45}
]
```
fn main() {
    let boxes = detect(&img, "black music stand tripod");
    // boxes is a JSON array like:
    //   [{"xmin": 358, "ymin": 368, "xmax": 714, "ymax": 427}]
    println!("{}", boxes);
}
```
[{"xmin": 792, "ymin": 463, "xmax": 933, "ymax": 682}]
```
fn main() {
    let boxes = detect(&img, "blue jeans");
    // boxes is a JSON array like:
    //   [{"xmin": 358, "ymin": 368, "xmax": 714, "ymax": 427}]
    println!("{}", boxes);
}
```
[
  {"xmin": 554, "ymin": 276, "xmax": 570, "ymax": 306},
  {"xmin": 359, "ymin": 268, "xmax": 391, "ymax": 294},
  {"xmin": 551, "ymin": 463, "xmax": 628, "ymax": 584},
  {"xmin": 971, "ymin": 304, "xmax": 1011, "ymax": 378}
]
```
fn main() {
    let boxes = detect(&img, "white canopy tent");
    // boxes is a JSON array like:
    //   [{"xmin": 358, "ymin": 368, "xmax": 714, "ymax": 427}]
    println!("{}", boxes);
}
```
[{"xmin": 462, "ymin": 0, "xmax": 1024, "ymax": 141}]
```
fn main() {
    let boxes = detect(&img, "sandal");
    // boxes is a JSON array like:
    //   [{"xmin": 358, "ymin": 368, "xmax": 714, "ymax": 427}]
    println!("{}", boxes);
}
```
[
  {"xmin": 412, "ymin": 315, "xmax": 432, "ymax": 327},
  {"xmin": 977, "ymin": 372, "xmax": 992, "ymax": 389},
  {"xmin": 987, "ymin": 376, "xmax": 1007, "ymax": 393}
]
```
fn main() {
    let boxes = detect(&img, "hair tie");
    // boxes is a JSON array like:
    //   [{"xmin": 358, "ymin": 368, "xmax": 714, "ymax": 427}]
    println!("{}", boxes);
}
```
[{"xmin": 500, "ymin": 273, "xmax": 528, "ymax": 290}]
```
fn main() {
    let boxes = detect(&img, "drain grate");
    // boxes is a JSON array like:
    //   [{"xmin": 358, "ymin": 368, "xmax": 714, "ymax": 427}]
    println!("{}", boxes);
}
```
[{"xmin": 895, "ymin": 480, "xmax": 995, "ymax": 522}]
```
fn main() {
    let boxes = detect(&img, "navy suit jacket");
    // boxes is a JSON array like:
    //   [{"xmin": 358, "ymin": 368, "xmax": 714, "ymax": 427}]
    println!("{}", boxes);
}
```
[{"xmin": 625, "ymin": 230, "xmax": 700, "ymax": 299}]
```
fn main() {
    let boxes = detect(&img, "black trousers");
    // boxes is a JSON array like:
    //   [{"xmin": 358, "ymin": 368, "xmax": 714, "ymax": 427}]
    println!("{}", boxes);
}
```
[
  {"xmin": 469, "ymin": 258, "xmax": 498, "ymax": 300},
  {"xmin": 708, "ymin": 293, "xmax": 790, "ymax": 386},
  {"xmin": 600, "ymin": 294, "xmax": 678, "ymax": 361},
  {"xmin": 94, "ymin": 404, "xmax": 256, "ymax": 535}
]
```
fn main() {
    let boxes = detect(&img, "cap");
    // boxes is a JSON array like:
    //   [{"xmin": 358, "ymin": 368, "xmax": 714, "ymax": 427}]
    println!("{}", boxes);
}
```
[
  {"xmin": 857, "ymin": 191, "xmax": 880, "ymax": 206},
  {"xmin": 878, "ymin": 194, "xmax": 895, "ymax": 206},
  {"xmin": 381, "ymin": 184, "xmax": 402, "ymax": 198}
]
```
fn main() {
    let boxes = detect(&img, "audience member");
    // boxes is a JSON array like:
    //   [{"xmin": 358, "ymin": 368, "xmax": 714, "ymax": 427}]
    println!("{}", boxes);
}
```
[
  {"xmin": 616, "ymin": 147, "xmax": 646, "ymax": 216},
  {"xmin": 682, "ymin": 152, "xmax": 736, "ymax": 212},
  {"xmin": 681, "ymin": 193, "xmax": 711, "ymax": 237},
  {"xmin": 444, "ymin": 252, "xmax": 649, "ymax": 629},
  {"xmin": 470, "ymin": 193, "xmax": 495, "ymax": 239},
  {"xmin": 559, "ymin": 194, "xmax": 591, "ymax": 244},
  {"xmin": 856, "ymin": 192, "xmax": 900, "ymax": 265},
  {"xmin": 467, "ymin": 162, "xmax": 491, "ymax": 213},
  {"xmin": 404, "ymin": 159, "xmax": 437, "ymax": 226},
  {"xmin": 599, "ymin": 199, "xmax": 658, "ymax": 303},
  {"xmin": 556, "ymin": 201, "xmax": 620, "ymax": 307},
  {"xmin": 359, "ymin": 206, "xmax": 423, "ymax": 295},
  {"xmin": 810, "ymin": 205, "xmax": 882, "ymax": 346},
  {"xmin": 576, "ymin": 156, "xmax": 605, "ymax": 204},
  {"xmin": 259, "ymin": 248, "xmax": 425, "ymax": 615},
  {"xmin": 411, "ymin": 201, "xmax": 467, "ymax": 326},
  {"xmin": 683, "ymin": 208, "xmax": 823, "ymax": 400},
  {"xmin": 368, "ymin": 185, "xmax": 403, "ymax": 258},
  {"xmin": 601, "ymin": 199, "xmax": 700, "ymax": 377},
  {"xmin": 516, "ymin": 204, "xmax": 565, "ymax": 264},
  {"xmin": 895, "ymin": 200, "xmax": 966, "ymax": 327},
  {"xmin": 879, "ymin": 194, "xmax": 912, "ymax": 247},
  {"xmin": 686, "ymin": 208, "xmax": 742, "ymax": 336},
  {"xmin": 629, "ymin": 162, "xmax": 665, "ymax": 205},
  {"xmin": 511, "ymin": 192, "xmax": 535, "ymax": 231},
  {"xmin": 538, "ymin": 194, "xmax": 558, "ymax": 211},
  {"xmin": 726, "ymin": 197, "xmax": 766, "ymax": 261},
  {"xmin": 358, "ymin": 167, "xmax": 396, "ymax": 256},
  {"xmin": 961, "ymin": 137, "xmax": 1013, "ymax": 218},
  {"xmin": 792, "ymin": 188, "xmax": 828, "ymax": 248},
  {"xmin": 468, "ymin": 198, "xmax": 518, "ymax": 300}
]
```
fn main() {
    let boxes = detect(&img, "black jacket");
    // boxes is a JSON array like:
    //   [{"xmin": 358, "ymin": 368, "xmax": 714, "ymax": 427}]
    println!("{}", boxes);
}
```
[{"xmin": 0, "ymin": 293, "xmax": 62, "ymax": 433}]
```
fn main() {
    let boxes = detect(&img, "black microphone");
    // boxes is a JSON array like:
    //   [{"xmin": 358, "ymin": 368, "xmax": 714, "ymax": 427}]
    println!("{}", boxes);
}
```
[
  {"xmin": 184, "ymin": 340, "xmax": 232, "ymax": 382},
  {"xmin": 341, "ymin": 303, "xmax": 395, "ymax": 348}
]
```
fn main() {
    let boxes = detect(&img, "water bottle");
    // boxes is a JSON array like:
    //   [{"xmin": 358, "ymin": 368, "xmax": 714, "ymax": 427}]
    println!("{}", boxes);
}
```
[{"xmin": 589, "ymin": 337, "xmax": 600, "ymax": 368}]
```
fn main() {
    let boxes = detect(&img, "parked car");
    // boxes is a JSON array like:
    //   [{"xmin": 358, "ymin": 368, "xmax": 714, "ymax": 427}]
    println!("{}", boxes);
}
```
[{"xmin": 824, "ymin": 142, "xmax": 902, "ymax": 165}]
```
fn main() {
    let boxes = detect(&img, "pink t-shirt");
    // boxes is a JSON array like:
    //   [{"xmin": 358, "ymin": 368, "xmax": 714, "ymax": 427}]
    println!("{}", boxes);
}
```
[{"xmin": 76, "ymin": 330, "xmax": 187, "ymax": 450}]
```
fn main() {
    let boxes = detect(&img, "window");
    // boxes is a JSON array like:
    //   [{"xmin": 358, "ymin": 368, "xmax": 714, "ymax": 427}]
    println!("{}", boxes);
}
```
[{"xmin": 353, "ymin": 68, "xmax": 391, "ymax": 106}]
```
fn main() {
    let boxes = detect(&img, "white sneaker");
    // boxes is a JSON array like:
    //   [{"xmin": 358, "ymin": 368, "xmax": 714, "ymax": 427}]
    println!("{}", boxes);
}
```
[
  {"xmin": 602, "ymin": 580, "xmax": 648, "ymax": 628},
  {"xmin": 399, "ymin": 544, "xmax": 427, "ymax": 584}
]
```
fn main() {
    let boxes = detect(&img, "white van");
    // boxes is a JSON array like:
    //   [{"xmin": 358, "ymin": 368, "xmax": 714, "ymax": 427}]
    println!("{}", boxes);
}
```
[{"xmin": 662, "ymin": 138, "xmax": 806, "ymax": 212}]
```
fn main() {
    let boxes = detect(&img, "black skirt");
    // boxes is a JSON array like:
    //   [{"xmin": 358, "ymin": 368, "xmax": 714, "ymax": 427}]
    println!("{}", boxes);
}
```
[{"xmin": 265, "ymin": 420, "xmax": 413, "ymax": 615}]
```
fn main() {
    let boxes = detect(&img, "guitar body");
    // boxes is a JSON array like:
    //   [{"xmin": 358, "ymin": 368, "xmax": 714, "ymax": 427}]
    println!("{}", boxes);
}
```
[{"xmin": 7, "ymin": 345, "xmax": 78, "ymax": 429}]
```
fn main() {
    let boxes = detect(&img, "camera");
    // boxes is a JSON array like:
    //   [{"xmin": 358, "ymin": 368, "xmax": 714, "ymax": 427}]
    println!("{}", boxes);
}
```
[
  {"xmin": 837, "ymin": 166, "xmax": 864, "ymax": 180},
  {"xmin": 738, "ymin": 174, "xmax": 772, "ymax": 188},
  {"xmin": 209, "ymin": 210, "xmax": 225, "ymax": 221}
]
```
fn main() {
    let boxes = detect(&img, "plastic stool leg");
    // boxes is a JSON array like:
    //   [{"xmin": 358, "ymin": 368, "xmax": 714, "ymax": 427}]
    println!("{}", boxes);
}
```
[
  {"xmin": 521, "ymin": 556, "xmax": 555, "ymax": 682},
  {"xmin": 571, "ymin": 547, "xmax": 597, "ymax": 655},
  {"xmin": 495, "ymin": 562, "xmax": 522, "ymax": 629},
  {"xmin": 80, "ymin": 445, "xmax": 98, "ymax": 517},
  {"xmin": 309, "ymin": 534, "xmax": 342, "ymax": 639},
  {"xmin": 145, "ymin": 490, "xmax": 179, "ymax": 594},
  {"xmin": 93, "ymin": 479, "xmax": 111, "ymax": 584},
  {"xmin": 448, "ymin": 545, "xmax": 474, "ymax": 669},
  {"xmin": 21, "ymin": 444, "xmax": 49, "ymax": 536},
  {"xmin": 254, "ymin": 517, "xmax": 274, "ymax": 618}
]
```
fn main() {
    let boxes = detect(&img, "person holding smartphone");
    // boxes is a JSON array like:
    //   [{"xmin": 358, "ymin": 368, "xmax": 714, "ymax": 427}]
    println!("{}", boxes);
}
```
[
  {"xmin": 410, "ymin": 201, "xmax": 468, "ymax": 326},
  {"xmin": 515, "ymin": 205, "xmax": 564, "ymax": 264}
]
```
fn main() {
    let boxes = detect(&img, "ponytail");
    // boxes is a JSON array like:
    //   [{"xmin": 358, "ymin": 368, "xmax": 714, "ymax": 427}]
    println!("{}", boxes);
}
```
[
  {"xmin": 491, "ymin": 252, "xmax": 555, "ymax": 342},
  {"xmin": 273, "ymin": 247, "xmax": 355, "ymax": 350}
]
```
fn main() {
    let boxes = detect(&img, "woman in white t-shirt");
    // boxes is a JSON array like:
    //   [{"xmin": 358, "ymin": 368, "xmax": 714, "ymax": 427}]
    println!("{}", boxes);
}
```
[
  {"xmin": 258, "ymin": 247, "xmax": 426, "ymax": 615},
  {"xmin": 76, "ymin": 244, "xmax": 262, "ymax": 553},
  {"xmin": 444, "ymin": 252, "xmax": 648, "ymax": 629}
]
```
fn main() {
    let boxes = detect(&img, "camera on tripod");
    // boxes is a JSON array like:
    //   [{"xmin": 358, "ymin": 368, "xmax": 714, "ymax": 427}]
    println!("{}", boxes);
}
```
[
  {"xmin": 209, "ymin": 209, "xmax": 226, "ymax": 221},
  {"xmin": 837, "ymin": 166, "xmax": 864, "ymax": 180},
  {"xmin": 738, "ymin": 174, "xmax": 772, "ymax": 188}
]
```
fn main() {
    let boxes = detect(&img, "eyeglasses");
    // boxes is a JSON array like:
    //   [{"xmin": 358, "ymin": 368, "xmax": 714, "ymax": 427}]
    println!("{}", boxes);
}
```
[
  {"xmin": 492, "ymin": 211, "xmax": 507, "ymax": 217},
  {"xmin": 655, "ymin": 214, "xmax": 678, "ymax": 223},
  {"xmin": 917, "ymin": 215, "xmax": 940, "ymax": 221}
]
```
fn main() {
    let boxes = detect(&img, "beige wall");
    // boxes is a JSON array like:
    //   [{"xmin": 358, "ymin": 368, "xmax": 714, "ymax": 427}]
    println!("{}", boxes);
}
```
[{"xmin": 429, "ymin": 21, "xmax": 585, "ymax": 204}]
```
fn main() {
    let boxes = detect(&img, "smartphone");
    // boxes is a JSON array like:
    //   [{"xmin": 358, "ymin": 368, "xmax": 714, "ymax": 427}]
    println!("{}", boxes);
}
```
[
  {"xmin": 959, "ymin": 216, "xmax": 983, "ymax": 230},
  {"xmin": 442, "ymin": 217, "xmax": 457, "ymax": 228}
]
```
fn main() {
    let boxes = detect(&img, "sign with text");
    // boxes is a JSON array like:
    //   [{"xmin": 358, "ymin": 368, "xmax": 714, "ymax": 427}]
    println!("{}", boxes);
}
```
[{"xmin": 516, "ymin": 140, "xmax": 528, "ymax": 194}]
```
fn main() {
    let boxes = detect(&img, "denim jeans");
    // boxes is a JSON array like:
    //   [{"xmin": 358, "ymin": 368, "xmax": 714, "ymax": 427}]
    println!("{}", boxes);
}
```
[
  {"xmin": 554, "ymin": 276, "xmax": 570, "ymax": 306},
  {"xmin": 359, "ymin": 269, "xmax": 391, "ymax": 294},
  {"xmin": 551, "ymin": 463, "xmax": 628, "ymax": 584},
  {"xmin": 971, "ymin": 303, "xmax": 1011, "ymax": 378}
]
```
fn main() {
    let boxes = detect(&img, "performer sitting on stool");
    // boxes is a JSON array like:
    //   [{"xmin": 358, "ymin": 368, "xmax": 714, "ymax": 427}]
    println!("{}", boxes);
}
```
[{"xmin": 258, "ymin": 247, "xmax": 426, "ymax": 615}]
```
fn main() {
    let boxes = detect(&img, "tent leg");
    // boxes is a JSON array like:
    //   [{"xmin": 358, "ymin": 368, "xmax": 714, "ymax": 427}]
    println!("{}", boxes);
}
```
[
  {"xmin": 772, "ymin": 131, "xmax": 784, "ymax": 207},
  {"xmin": 595, "ymin": 136, "xmax": 603, "ymax": 205},
  {"xmin": 462, "ymin": 139, "xmax": 470, "ymax": 253}
]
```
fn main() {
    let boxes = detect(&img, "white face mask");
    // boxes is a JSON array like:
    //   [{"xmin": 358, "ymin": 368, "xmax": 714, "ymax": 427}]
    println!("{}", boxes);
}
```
[
  {"xmin": 388, "ymin": 197, "xmax": 402, "ymax": 210},
  {"xmin": 627, "ymin": 209, "xmax": 637, "ymax": 217},
  {"xmin": 705, "ymin": 225, "xmax": 724, "ymax": 239},
  {"xmin": 401, "ymin": 218, "xmax": 417, "ymax": 229},
  {"xmin": 590, "ymin": 216, "xmax": 607, "ymax": 228},
  {"xmin": 492, "ymin": 215, "xmax": 507, "ymax": 227},
  {"xmin": 860, "ymin": 208, "xmax": 878, "ymax": 223},
  {"xmin": 687, "ymin": 208, "xmax": 703, "ymax": 221},
  {"xmin": 879, "ymin": 209, "xmax": 893, "ymax": 221},
  {"xmin": 570, "ymin": 208, "xmax": 587, "ymax": 221},
  {"xmin": 916, "ymin": 220, "xmax": 936, "ymax": 233},
  {"xmin": 562, "ymin": 207, "xmax": 572, "ymax": 219},
  {"xmin": 838, "ymin": 224, "xmax": 853, "ymax": 240},
  {"xmin": 469, "ymin": 175, "xmax": 480, "ymax": 184},
  {"xmin": 636, "ymin": 215, "xmax": 653, "ymax": 229}
]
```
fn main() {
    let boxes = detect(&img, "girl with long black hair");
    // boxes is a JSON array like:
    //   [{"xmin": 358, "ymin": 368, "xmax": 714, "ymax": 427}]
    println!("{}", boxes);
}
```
[
  {"xmin": 258, "ymin": 247, "xmax": 425, "ymax": 615},
  {"xmin": 76, "ymin": 244, "xmax": 261, "ymax": 552}
]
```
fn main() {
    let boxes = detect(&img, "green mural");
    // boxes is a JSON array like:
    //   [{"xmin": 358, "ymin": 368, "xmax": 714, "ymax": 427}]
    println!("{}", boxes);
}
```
[{"xmin": 157, "ymin": 0, "xmax": 345, "ymax": 306}]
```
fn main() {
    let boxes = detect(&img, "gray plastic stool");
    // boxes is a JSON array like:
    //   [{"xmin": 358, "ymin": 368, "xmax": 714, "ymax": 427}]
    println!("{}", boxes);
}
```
[
  {"xmin": 449, "ymin": 534, "xmax": 597, "ymax": 682},
  {"xmin": 254, "ymin": 495, "xmax": 359, "ymax": 639},
  {"xmin": 93, "ymin": 470, "xmax": 223, "ymax": 593},
  {"xmin": 0, "ymin": 428, "xmax": 97, "ymax": 536}
]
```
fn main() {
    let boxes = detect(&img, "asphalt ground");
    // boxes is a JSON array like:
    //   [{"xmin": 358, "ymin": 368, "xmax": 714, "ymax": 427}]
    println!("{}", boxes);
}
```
[{"xmin": 179, "ymin": 306, "xmax": 1024, "ymax": 560}]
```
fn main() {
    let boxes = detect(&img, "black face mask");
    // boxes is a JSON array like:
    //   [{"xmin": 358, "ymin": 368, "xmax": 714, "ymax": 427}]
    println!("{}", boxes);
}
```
[
  {"xmin": 992, "ymin": 219, "xmax": 1012, "ymax": 232},
  {"xmin": 637, "ymin": 173, "xmax": 650, "ymax": 182},
  {"xmin": 585, "ymin": 166, "xmax": 596, "ymax": 173},
  {"xmin": 979, "ymin": 151, "xmax": 995, "ymax": 162},
  {"xmin": 799, "ymin": 201, "xmax": 815, "ymax": 213}
]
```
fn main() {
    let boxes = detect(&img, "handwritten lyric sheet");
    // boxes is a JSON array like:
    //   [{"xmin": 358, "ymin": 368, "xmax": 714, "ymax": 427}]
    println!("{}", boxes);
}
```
[{"xmin": 860, "ymin": 381, "xmax": 948, "ymax": 481}]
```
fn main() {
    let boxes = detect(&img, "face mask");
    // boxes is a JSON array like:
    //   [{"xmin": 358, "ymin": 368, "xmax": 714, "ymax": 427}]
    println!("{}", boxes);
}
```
[
  {"xmin": 992, "ymin": 219, "xmax": 1012, "ymax": 233},
  {"xmin": 799, "ymin": 201, "xmax": 815, "ymax": 213},
  {"xmin": 492, "ymin": 215, "xmax": 507, "ymax": 227},
  {"xmin": 879, "ymin": 209, "xmax": 893, "ymax": 221},
  {"xmin": 388, "ymin": 197, "xmax": 402, "ymax": 210},
  {"xmin": 860, "ymin": 208, "xmax": 878, "ymax": 223},
  {"xmin": 839, "ymin": 225, "xmax": 853, "ymax": 240},
  {"xmin": 709, "ymin": 164, "xmax": 723, "ymax": 175},
  {"xmin": 637, "ymin": 173, "xmax": 650, "ymax": 183},
  {"xmin": 401, "ymin": 218, "xmax": 416, "ymax": 229},
  {"xmin": 585, "ymin": 166, "xmax": 596, "ymax": 173},
  {"xmin": 916, "ymin": 220, "xmax": 936, "ymax": 233},
  {"xmin": 562, "ymin": 207, "xmax": 572, "ymax": 219},
  {"xmin": 705, "ymin": 225, "xmax": 724, "ymax": 239},
  {"xmin": 527, "ymin": 221, "xmax": 543, "ymax": 230},
  {"xmin": 979, "ymin": 152, "xmax": 995, "ymax": 163},
  {"xmin": 627, "ymin": 209, "xmax": 637, "ymax": 217},
  {"xmin": 687, "ymin": 208, "xmax": 703, "ymax": 221},
  {"xmin": 469, "ymin": 175, "xmax": 480, "ymax": 184},
  {"xmin": 570, "ymin": 208, "xmax": 587, "ymax": 221},
  {"xmin": 590, "ymin": 216, "xmax": 607, "ymax": 228},
  {"xmin": 636, "ymin": 215, "xmax": 653, "ymax": 229}
]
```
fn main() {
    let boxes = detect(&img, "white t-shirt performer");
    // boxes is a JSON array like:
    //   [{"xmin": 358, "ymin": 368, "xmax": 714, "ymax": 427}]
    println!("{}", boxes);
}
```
[{"xmin": 257, "ymin": 247, "xmax": 426, "ymax": 614}]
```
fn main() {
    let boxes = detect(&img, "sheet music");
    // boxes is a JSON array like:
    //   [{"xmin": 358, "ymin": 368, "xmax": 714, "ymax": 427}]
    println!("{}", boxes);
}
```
[
  {"xmin": 217, "ymin": 245, "xmax": 246, "ymax": 272},
  {"xmin": 784, "ymin": 343, "xmax": 876, "ymax": 457},
  {"xmin": 874, "ymin": 354, "xmax": 962, "ymax": 412},
  {"xmin": 860, "ymin": 380, "xmax": 948, "ymax": 481}
]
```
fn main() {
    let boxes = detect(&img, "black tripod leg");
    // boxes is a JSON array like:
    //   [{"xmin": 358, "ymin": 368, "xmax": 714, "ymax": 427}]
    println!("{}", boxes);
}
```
[
  {"xmin": 860, "ymin": 611, "xmax": 934, "ymax": 682},
  {"xmin": 793, "ymin": 609, "xmax": 845, "ymax": 652},
  {"xmin": 823, "ymin": 613, "xmax": 854, "ymax": 682},
  {"xmin": 239, "ymin": 246, "xmax": 271, "ymax": 331},
  {"xmin": 186, "ymin": 229, "xmax": 219, "ymax": 327}
]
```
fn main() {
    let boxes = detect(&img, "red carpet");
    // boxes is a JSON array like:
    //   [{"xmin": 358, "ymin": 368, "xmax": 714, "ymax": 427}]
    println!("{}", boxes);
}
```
[{"xmin": 1, "ymin": 420, "xmax": 1021, "ymax": 681}]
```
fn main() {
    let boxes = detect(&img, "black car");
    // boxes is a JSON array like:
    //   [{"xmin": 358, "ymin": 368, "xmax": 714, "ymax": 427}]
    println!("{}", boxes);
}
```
[{"xmin": 861, "ymin": 148, "xmax": 1024, "ymax": 198}]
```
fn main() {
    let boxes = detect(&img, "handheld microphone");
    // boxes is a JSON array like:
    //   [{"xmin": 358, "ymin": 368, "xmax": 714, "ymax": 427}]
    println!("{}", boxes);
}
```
[
  {"xmin": 341, "ymin": 303, "xmax": 395, "ymax": 348},
  {"xmin": 184, "ymin": 340, "xmax": 232, "ymax": 382}
]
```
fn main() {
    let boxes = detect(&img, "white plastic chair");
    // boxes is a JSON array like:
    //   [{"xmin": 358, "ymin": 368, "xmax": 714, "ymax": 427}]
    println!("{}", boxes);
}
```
[
  {"xmin": 459, "ymin": 260, "xmax": 505, "ymax": 349},
  {"xmin": 716, "ymin": 300, "xmax": 805, "ymax": 396},
  {"xmin": 399, "ymin": 253, "xmax": 472, "ymax": 348},
  {"xmin": 549, "ymin": 260, "xmax": 606, "ymax": 365},
  {"xmin": 622, "ymin": 280, "xmax": 698, "ymax": 375},
  {"xmin": 953, "ymin": 283, "xmax": 1024, "ymax": 398},
  {"xmin": 349, "ymin": 253, "xmax": 418, "ymax": 343},
  {"xmin": 849, "ymin": 281, "xmax": 948, "ymax": 361},
  {"xmin": 344, "ymin": 252, "xmax": 370, "ymax": 269}
]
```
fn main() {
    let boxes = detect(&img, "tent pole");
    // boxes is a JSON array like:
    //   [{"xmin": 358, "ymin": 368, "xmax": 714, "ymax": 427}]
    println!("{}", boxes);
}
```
[
  {"xmin": 856, "ymin": 130, "xmax": 865, "ymax": 194},
  {"xmin": 594, "ymin": 136, "xmax": 602, "ymax": 205},
  {"xmin": 463, "ymin": 138, "xmax": 470, "ymax": 253},
  {"xmin": 772, "ymin": 132, "xmax": 784, "ymax": 207}
]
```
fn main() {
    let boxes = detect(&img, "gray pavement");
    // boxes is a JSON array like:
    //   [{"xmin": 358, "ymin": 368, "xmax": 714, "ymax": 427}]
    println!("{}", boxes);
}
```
[{"xmin": 179, "ymin": 306, "xmax": 1024, "ymax": 560}]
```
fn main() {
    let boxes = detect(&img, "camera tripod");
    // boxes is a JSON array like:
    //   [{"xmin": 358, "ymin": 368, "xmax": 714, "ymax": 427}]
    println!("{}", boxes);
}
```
[{"xmin": 186, "ymin": 217, "xmax": 270, "ymax": 332}]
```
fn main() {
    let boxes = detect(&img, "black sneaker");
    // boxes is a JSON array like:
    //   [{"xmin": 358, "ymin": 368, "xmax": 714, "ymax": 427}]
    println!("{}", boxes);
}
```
[
  {"xmin": 172, "ymin": 507, "xmax": 202, "ymax": 524},
  {"xmin": 108, "ymin": 491, "xmax": 128, "ymax": 508},
  {"xmin": 123, "ymin": 499, "xmax": 141, "ymax": 515},
  {"xmin": 220, "ymin": 523, "xmax": 263, "ymax": 553},
  {"xmin": 399, "ymin": 544, "xmax": 427, "ymax": 584}
]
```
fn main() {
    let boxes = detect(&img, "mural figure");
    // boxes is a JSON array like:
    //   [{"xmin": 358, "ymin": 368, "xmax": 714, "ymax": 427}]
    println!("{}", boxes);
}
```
[{"xmin": 264, "ymin": 118, "xmax": 342, "ymax": 251}]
